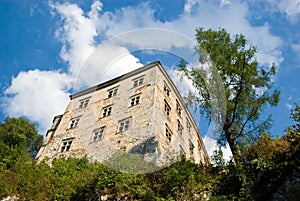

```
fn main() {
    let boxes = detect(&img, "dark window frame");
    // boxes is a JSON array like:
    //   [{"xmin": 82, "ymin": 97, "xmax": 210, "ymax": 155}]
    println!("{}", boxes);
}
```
[
  {"xmin": 130, "ymin": 95, "xmax": 141, "ymax": 107},
  {"xmin": 165, "ymin": 124, "xmax": 173, "ymax": 143},
  {"xmin": 60, "ymin": 139, "xmax": 73, "ymax": 152},
  {"xmin": 118, "ymin": 117, "xmax": 131, "ymax": 133},
  {"xmin": 92, "ymin": 126, "xmax": 105, "ymax": 142},
  {"xmin": 69, "ymin": 117, "xmax": 80, "ymax": 129},
  {"xmin": 164, "ymin": 99, "xmax": 171, "ymax": 116},
  {"xmin": 79, "ymin": 98, "xmax": 90, "ymax": 108},
  {"xmin": 102, "ymin": 105, "xmax": 112, "ymax": 117},
  {"xmin": 107, "ymin": 87, "xmax": 118, "ymax": 98},
  {"xmin": 132, "ymin": 76, "xmax": 144, "ymax": 88}
]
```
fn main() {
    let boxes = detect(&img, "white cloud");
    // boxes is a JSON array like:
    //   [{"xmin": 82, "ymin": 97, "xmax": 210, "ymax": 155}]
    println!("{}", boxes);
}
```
[
  {"xmin": 51, "ymin": 1, "xmax": 144, "ymax": 90},
  {"xmin": 292, "ymin": 42, "xmax": 300, "ymax": 67},
  {"xmin": 184, "ymin": 0, "xmax": 199, "ymax": 13},
  {"xmin": 50, "ymin": 0, "xmax": 283, "ymax": 76},
  {"xmin": 50, "ymin": 1, "xmax": 100, "ymax": 76},
  {"xmin": 1, "ymin": 0, "xmax": 285, "ymax": 138},
  {"xmin": 93, "ymin": 1, "xmax": 282, "ymax": 66},
  {"xmin": 75, "ymin": 43, "xmax": 143, "ymax": 89},
  {"xmin": 286, "ymin": 102, "xmax": 293, "ymax": 110},
  {"xmin": 166, "ymin": 68, "xmax": 196, "ymax": 97},
  {"xmin": 1, "ymin": 70, "xmax": 72, "ymax": 134},
  {"xmin": 203, "ymin": 135, "xmax": 232, "ymax": 162},
  {"xmin": 264, "ymin": 0, "xmax": 300, "ymax": 22},
  {"xmin": 278, "ymin": 0, "xmax": 300, "ymax": 21}
]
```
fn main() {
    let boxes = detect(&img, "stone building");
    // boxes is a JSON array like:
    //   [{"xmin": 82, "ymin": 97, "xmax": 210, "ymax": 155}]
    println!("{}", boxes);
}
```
[{"xmin": 36, "ymin": 61, "xmax": 210, "ymax": 167}]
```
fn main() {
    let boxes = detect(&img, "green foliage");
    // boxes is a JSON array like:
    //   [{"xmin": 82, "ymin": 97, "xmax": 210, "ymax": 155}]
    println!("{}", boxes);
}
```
[
  {"xmin": 0, "ymin": 142, "xmax": 298, "ymax": 201},
  {"xmin": 103, "ymin": 151, "xmax": 158, "ymax": 174},
  {"xmin": 0, "ymin": 112, "xmax": 299, "ymax": 200},
  {"xmin": 244, "ymin": 133, "xmax": 290, "ymax": 171},
  {"xmin": 0, "ymin": 117, "xmax": 43, "ymax": 170},
  {"xmin": 180, "ymin": 28, "xmax": 280, "ymax": 162},
  {"xmin": 211, "ymin": 147, "xmax": 226, "ymax": 167}
]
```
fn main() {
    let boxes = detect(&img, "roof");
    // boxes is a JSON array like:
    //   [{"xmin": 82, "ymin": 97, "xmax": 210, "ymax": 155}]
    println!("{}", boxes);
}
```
[{"xmin": 70, "ymin": 61, "xmax": 162, "ymax": 100}]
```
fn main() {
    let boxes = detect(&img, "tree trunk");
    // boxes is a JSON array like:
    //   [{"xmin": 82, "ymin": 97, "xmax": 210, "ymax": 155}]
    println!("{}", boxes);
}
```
[{"xmin": 225, "ymin": 129, "xmax": 241, "ymax": 163}]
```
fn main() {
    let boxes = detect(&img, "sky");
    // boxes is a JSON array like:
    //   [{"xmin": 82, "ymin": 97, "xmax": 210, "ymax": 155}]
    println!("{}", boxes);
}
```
[{"xmin": 1, "ymin": 0, "xmax": 300, "ymax": 160}]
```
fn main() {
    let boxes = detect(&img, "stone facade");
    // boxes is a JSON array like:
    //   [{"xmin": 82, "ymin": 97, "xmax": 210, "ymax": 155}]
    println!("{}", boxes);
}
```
[{"xmin": 36, "ymin": 61, "xmax": 210, "ymax": 167}]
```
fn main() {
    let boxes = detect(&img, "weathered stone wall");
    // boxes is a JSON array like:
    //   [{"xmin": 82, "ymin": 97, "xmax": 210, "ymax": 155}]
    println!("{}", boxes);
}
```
[
  {"xmin": 152, "ymin": 66, "xmax": 209, "ymax": 165},
  {"xmin": 37, "ymin": 62, "xmax": 210, "ymax": 166}
]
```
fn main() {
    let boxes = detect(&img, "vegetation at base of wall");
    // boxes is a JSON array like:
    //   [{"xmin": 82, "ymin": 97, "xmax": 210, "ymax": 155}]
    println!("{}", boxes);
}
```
[{"xmin": 0, "ymin": 109, "xmax": 299, "ymax": 200}]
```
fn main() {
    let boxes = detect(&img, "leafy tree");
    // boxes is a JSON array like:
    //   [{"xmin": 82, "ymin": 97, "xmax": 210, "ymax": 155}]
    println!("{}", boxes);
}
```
[
  {"xmin": 0, "ymin": 117, "xmax": 43, "ymax": 169},
  {"xmin": 211, "ymin": 147, "xmax": 226, "ymax": 167},
  {"xmin": 283, "ymin": 103, "xmax": 300, "ymax": 172},
  {"xmin": 179, "ymin": 28, "xmax": 279, "ymax": 162}
]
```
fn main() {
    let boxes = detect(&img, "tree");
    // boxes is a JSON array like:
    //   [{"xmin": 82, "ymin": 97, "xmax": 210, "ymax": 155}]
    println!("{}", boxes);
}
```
[
  {"xmin": 0, "ymin": 117, "xmax": 43, "ymax": 169},
  {"xmin": 283, "ymin": 103, "xmax": 300, "ymax": 171},
  {"xmin": 180, "ymin": 28, "xmax": 279, "ymax": 162}
]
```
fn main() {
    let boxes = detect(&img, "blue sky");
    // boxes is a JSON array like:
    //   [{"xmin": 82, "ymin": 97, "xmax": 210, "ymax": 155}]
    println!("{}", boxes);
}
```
[{"xmin": 1, "ymin": 0, "xmax": 300, "ymax": 158}]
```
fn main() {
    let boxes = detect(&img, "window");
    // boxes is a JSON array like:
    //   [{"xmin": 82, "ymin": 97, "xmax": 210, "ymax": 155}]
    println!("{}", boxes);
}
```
[
  {"xmin": 102, "ymin": 106, "xmax": 112, "ymax": 117},
  {"xmin": 130, "ymin": 95, "xmax": 140, "ymax": 106},
  {"xmin": 177, "ymin": 119, "xmax": 184, "ymax": 135},
  {"xmin": 186, "ymin": 119, "xmax": 191, "ymax": 133},
  {"xmin": 179, "ymin": 145, "xmax": 186, "ymax": 157},
  {"xmin": 165, "ymin": 124, "xmax": 172, "ymax": 143},
  {"xmin": 164, "ymin": 83, "xmax": 171, "ymax": 96},
  {"xmin": 108, "ymin": 87, "xmax": 118, "ymax": 98},
  {"xmin": 164, "ymin": 100, "xmax": 171, "ymax": 116},
  {"xmin": 69, "ymin": 117, "xmax": 80, "ymax": 129},
  {"xmin": 61, "ymin": 139, "xmax": 73, "ymax": 152},
  {"xmin": 93, "ymin": 127, "xmax": 105, "ymax": 142},
  {"xmin": 176, "ymin": 100, "xmax": 182, "ymax": 116},
  {"xmin": 197, "ymin": 140, "xmax": 202, "ymax": 151},
  {"xmin": 133, "ymin": 76, "xmax": 144, "ymax": 87},
  {"xmin": 118, "ymin": 118, "xmax": 130, "ymax": 132},
  {"xmin": 189, "ymin": 140, "xmax": 194, "ymax": 155},
  {"xmin": 79, "ymin": 98, "xmax": 90, "ymax": 108}
]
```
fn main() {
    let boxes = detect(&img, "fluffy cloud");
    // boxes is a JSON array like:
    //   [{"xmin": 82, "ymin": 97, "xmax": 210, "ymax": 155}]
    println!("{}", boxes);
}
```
[
  {"xmin": 2, "ymin": 70, "xmax": 72, "ymax": 133},
  {"xmin": 203, "ymin": 135, "xmax": 232, "ymax": 162},
  {"xmin": 50, "ymin": 1, "xmax": 100, "ymax": 76},
  {"xmin": 292, "ymin": 42, "xmax": 300, "ymax": 67},
  {"xmin": 278, "ymin": 0, "xmax": 300, "ymax": 21},
  {"xmin": 75, "ymin": 43, "xmax": 143, "ymax": 89},
  {"xmin": 50, "ymin": 0, "xmax": 283, "ymax": 85},
  {"xmin": 51, "ymin": 1, "xmax": 144, "ymax": 90},
  {"xmin": 1, "ymin": 0, "xmax": 285, "ymax": 145},
  {"xmin": 94, "ymin": 0, "xmax": 282, "ymax": 66}
]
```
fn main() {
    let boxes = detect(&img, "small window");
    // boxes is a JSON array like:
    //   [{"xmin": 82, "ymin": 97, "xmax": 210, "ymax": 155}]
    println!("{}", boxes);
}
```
[
  {"xmin": 108, "ymin": 87, "xmax": 118, "ymax": 98},
  {"xmin": 102, "ymin": 106, "xmax": 112, "ymax": 117},
  {"xmin": 61, "ymin": 139, "xmax": 73, "ymax": 152},
  {"xmin": 197, "ymin": 139, "xmax": 202, "ymax": 151},
  {"xmin": 164, "ymin": 100, "xmax": 171, "ymax": 116},
  {"xmin": 177, "ymin": 119, "xmax": 184, "ymax": 135},
  {"xmin": 93, "ymin": 127, "xmax": 105, "ymax": 142},
  {"xmin": 118, "ymin": 118, "xmax": 130, "ymax": 132},
  {"xmin": 189, "ymin": 140, "xmax": 194, "ymax": 155},
  {"xmin": 130, "ymin": 95, "xmax": 140, "ymax": 106},
  {"xmin": 133, "ymin": 76, "xmax": 144, "ymax": 88},
  {"xmin": 179, "ymin": 145, "xmax": 186, "ymax": 157},
  {"xmin": 165, "ymin": 124, "xmax": 172, "ymax": 143},
  {"xmin": 176, "ymin": 100, "xmax": 182, "ymax": 116},
  {"xmin": 186, "ymin": 119, "xmax": 191, "ymax": 133},
  {"xmin": 164, "ymin": 83, "xmax": 171, "ymax": 96},
  {"xmin": 69, "ymin": 117, "xmax": 80, "ymax": 129},
  {"xmin": 79, "ymin": 98, "xmax": 90, "ymax": 108}
]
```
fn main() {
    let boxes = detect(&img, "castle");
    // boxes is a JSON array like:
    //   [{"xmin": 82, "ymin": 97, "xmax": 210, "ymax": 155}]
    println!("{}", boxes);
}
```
[{"xmin": 36, "ymin": 61, "xmax": 210, "ymax": 168}]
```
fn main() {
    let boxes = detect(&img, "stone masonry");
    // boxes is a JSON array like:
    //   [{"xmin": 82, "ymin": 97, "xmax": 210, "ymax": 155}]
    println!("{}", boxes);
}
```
[{"xmin": 36, "ymin": 61, "xmax": 210, "ymax": 167}]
